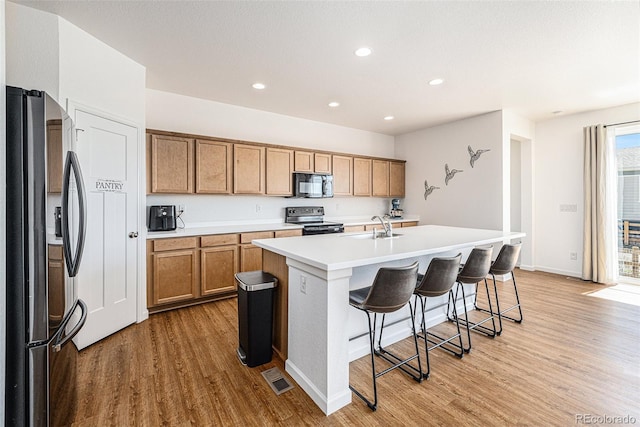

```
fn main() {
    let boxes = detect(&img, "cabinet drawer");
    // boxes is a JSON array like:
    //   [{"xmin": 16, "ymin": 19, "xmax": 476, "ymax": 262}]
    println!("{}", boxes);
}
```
[
  {"xmin": 274, "ymin": 229, "xmax": 303, "ymax": 238},
  {"xmin": 152, "ymin": 237, "xmax": 198, "ymax": 252},
  {"xmin": 401, "ymin": 221, "xmax": 418, "ymax": 227},
  {"xmin": 240, "ymin": 231, "xmax": 275, "ymax": 244},
  {"xmin": 344, "ymin": 225, "xmax": 365, "ymax": 233},
  {"xmin": 201, "ymin": 233, "xmax": 239, "ymax": 247}
]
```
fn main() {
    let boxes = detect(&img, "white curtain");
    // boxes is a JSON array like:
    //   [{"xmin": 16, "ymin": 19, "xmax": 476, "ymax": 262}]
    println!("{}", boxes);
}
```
[{"xmin": 582, "ymin": 124, "xmax": 618, "ymax": 284}]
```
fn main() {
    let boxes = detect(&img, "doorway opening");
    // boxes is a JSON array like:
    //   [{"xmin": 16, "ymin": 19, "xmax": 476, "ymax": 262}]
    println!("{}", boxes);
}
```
[{"xmin": 615, "ymin": 123, "xmax": 640, "ymax": 282}]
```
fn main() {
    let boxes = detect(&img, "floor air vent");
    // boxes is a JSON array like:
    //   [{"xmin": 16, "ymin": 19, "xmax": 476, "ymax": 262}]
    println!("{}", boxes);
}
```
[{"xmin": 261, "ymin": 367, "xmax": 294, "ymax": 395}]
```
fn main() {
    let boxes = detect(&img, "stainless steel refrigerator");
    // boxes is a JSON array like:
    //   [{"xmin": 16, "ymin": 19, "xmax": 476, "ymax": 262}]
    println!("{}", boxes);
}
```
[{"xmin": 5, "ymin": 86, "xmax": 88, "ymax": 426}]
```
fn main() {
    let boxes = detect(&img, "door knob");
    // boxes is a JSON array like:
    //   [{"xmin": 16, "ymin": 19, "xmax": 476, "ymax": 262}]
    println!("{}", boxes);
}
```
[{"xmin": 129, "ymin": 232, "xmax": 139, "ymax": 238}]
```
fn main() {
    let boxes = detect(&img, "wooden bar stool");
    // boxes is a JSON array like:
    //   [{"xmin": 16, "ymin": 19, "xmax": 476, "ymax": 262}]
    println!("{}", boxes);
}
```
[
  {"xmin": 348, "ymin": 261, "xmax": 421, "ymax": 411},
  {"xmin": 475, "ymin": 242, "xmax": 523, "ymax": 335},
  {"xmin": 448, "ymin": 246, "xmax": 495, "ymax": 352},
  {"xmin": 413, "ymin": 253, "xmax": 463, "ymax": 379}
]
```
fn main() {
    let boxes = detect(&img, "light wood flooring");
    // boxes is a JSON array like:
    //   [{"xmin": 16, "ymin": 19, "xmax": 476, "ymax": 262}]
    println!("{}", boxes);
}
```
[{"xmin": 69, "ymin": 270, "xmax": 640, "ymax": 426}]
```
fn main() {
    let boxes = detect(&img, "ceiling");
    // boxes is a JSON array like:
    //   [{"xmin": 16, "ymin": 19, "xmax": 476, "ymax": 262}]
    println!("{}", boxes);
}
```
[{"xmin": 11, "ymin": 0, "xmax": 640, "ymax": 136}]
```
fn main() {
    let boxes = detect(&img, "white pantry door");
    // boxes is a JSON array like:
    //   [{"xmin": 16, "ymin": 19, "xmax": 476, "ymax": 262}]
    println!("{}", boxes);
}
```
[{"xmin": 73, "ymin": 110, "xmax": 139, "ymax": 350}]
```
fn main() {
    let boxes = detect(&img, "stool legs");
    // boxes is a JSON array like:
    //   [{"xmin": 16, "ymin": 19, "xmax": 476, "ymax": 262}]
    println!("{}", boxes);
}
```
[
  {"xmin": 415, "ymin": 289, "xmax": 464, "ymax": 379},
  {"xmin": 475, "ymin": 271, "xmax": 523, "ymax": 335},
  {"xmin": 349, "ymin": 302, "xmax": 422, "ymax": 411},
  {"xmin": 449, "ymin": 280, "xmax": 497, "ymax": 352}
]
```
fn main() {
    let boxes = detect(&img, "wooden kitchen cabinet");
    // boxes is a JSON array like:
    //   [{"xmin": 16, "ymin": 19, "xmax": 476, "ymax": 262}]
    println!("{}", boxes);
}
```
[
  {"xmin": 152, "ymin": 249, "xmax": 198, "ymax": 305},
  {"xmin": 401, "ymin": 221, "xmax": 418, "ymax": 227},
  {"xmin": 274, "ymin": 229, "xmax": 303, "ymax": 238},
  {"xmin": 315, "ymin": 153, "xmax": 332, "ymax": 174},
  {"xmin": 201, "ymin": 246, "xmax": 239, "ymax": 296},
  {"xmin": 263, "ymin": 250, "xmax": 289, "ymax": 359},
  {"xmin": 294, "ymin": 150, "xmax": 314, "ymax": 172},
  {"xmin": 47, "ymin": 121, "xmax": 63, "ymax": 193},
  {"xmin": 372, "ymin": 160, "xmax": 390, "ymax": 197},
  {"xmin": 332, "ymin": 155, "xmax": 353, "ymax": 196},
  {"xmin": 266, "ymin": 147, "xmax": 294, "ymax": 196},
  {"xmin": 149, "ymin": 134, "xmax": 194, "ymax": 194},
  {"xmin": 195, "ymin": 139, "xmax": 232, "ymax": 194},
  {"xmin": 344, "ymin": 225, "xmax": 365, "ymax": 233},
  {"xmin": 353, "ymin": 157, "xmax": 372, "ymax": 196},
  {"xmin": 239, "ymin": 231, "xmax": 274, "ymax": 272},
  {"xmin": 48, "ymin": 245, "xmax": 65, "ymax": 323},
  {"xmin": 389, "ymin": 161, "xmax": 406, "ymax": 198},
  {"xmin": 234, "ymin": 144, "xmax": 265, "ymax": 194}
]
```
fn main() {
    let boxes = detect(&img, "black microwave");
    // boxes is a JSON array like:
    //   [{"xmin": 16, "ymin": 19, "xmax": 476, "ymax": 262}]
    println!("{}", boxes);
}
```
[{"xmin": 292, "ymin": 173, "xmax": 333, "ymax": 198}]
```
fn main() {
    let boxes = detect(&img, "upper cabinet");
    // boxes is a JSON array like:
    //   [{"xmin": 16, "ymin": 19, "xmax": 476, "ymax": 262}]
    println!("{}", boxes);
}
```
[
  {"xmin": 146, "ymin": 130, "xmax": 405, "ymax": 198},
  {"xmin": 294, "ymin": 150, "xmax": 314, "ymax": 172},
  {"xmin": 314, "ymin": 153, "xmax": 332, "ymax": 174},
  {"xmin": 149, "ymin": 134, "xmax": 194, "ymax": 193},
  {"xmin": 372, "ymin": 160, "xmax": 390, "ymax": 197},
  {"xmin": 353, "ymin": 157, "xmax": 372, "ymax": 197},
  {"xmin": 332, "ymin": 155, "xmax": 353, "ymax": 196},
  {"xmin": 266, "ymin": 147, "xmax": 294, "ymax": 196},
  {"xmin": 195, "ymin": 139, "xmax": 232, "ymax": 194},
  {"xmin": 389, "ymin": 161, "xmax": 406, "ymax": 198},
  {"xmin": 234, "ymin": 144, "xmax": 265, "ymax": 194},
  {"xmin": 46, "ymin": 121, "xmax": 63, "ymax": 193}
]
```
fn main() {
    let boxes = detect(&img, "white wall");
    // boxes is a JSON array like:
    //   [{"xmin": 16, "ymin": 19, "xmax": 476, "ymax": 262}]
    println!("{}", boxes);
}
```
[
  {"xmin": 534, "ymin": 102, "xmax": 640, "ymax": 277},
  {"xmin": 146, "ymin": 89, "xmax": 395, "ymax": 224},
  {"xmin": 394, "ymin": 111, "xmax": 504, "ymax": 229},
  {"xmin": 1, "ymin": 1, "xmax": 6, "ymax": 423},
  {"xmin": 5, "ymin": 2, "xmax": 59, "ymax": 99}
]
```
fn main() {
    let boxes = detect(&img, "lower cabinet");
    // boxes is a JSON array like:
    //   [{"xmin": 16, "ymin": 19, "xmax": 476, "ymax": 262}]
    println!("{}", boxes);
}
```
[
  {"xmin": 48, "ymin": 245, "xmax": 65, "ymax": 324},
  {"xmin": 152, "ymin": 249, "xmax": 198, "ymax": 305},
  {"xmin": 201, "ymin": 246, "xmax": 238, "ymax": 296}
]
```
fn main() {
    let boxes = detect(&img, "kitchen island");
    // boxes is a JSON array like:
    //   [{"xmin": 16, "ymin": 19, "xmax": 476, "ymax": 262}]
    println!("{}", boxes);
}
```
[{"xmin": 253, "ymin": 225, "xmax": 525, "ymax": 415}]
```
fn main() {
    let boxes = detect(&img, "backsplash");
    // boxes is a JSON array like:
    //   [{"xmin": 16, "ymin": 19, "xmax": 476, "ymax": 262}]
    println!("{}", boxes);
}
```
[{"xmin": 146, "ymin": 194, "xmax": 391, "ymax": 226}]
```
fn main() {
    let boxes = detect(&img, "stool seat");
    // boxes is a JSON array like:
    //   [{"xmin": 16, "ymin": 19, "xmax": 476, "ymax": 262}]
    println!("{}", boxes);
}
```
[{"xmin": 349, "ymin": 287, "xmax": 371, "ymax": 308}]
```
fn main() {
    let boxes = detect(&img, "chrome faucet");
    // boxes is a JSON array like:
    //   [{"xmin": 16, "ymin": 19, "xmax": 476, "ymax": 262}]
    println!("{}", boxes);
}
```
[{"xmin": 371, "ymin": 215, "xmax": 393, "ymax": 237}]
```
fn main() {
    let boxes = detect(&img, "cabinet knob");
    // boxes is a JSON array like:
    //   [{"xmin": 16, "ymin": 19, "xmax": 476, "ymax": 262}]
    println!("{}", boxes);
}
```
[{"xmin": 129, "ymin": 232, "xmax": 139, "ymax": 238}]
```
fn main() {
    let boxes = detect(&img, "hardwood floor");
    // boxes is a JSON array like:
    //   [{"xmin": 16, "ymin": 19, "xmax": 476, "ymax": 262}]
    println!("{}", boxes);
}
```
[{"xmin": 69, "ymin": 270, "xmax": 640, "ymax": 426}]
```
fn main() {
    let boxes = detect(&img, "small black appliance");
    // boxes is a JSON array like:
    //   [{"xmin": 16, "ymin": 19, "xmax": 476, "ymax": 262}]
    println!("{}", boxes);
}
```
[{"xmin": 148, "ymin": 205, "xmax": 177, "ymax": 231}]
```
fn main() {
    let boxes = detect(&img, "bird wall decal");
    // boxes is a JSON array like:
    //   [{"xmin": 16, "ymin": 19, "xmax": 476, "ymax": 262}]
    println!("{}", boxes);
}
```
[
  {"xmin": 468, "ymin": 145, "xmax": 490, "ymax": 168},
  {"xmin": 444, "ymin": 163, "xmax": 463, "ymax": 185},
  {"xmin": 424, "ymin": 179, "xmax": 440, "ymax": 200}
]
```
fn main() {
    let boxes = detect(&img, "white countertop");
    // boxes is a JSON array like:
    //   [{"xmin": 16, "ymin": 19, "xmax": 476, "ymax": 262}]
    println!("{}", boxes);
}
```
[
  {"xmin": 146, "ymin": 215, "xmax": 420, "ymax": 239},
  {"xmin": 253, "ymin": 224, "xmax": 525, "ymax": 271}
]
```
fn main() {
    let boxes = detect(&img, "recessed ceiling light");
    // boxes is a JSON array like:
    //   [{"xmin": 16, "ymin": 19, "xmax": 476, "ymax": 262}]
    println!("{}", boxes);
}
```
[
  {"xmin": 354, "ymin": 47, "xmax": 372, "ymax": 57},
  {"xmin": 552, "ymin": 110, "xmax": 563, "ymax": 115},
  {"xmin": 384, "ymin": 116, "xmax": 395, "ymax": 121},
  {"xmin": 429, "ymin": 78, "xmax": 444, "ymax": 86},
  {"xmin": 252, "ymin": 82, "xmax": 266, "ymax": 90},
  {"xmin": 328, "ymin": 102, "xmax": 340, "ymax": 108}
]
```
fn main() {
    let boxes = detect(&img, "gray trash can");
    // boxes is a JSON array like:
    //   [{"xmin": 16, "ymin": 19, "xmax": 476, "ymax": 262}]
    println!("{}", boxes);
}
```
[{"xmin": 235, "ymin": 271, "xmax": 278, "ymax": 367}]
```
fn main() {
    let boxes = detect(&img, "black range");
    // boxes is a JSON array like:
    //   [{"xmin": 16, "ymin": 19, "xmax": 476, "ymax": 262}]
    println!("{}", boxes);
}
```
[{"xmin": 285, "ymin": 206, "xmax": 344, "ymax": 235}]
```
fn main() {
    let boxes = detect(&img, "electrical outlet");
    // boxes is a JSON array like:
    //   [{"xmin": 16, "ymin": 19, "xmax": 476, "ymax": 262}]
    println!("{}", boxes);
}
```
[
  {"xmin": 570, "ymin": 252, "xmax": 577, "ymax": 260},
  {"xmin": 336, "ymin": 203, "xmax": 340, "ymax": 211},
  {"xmin": 300, "ymin": 276, "xmax": 307, "ymax": 294},
  {"xmin": 256, "ymin": 204, "xmax": 262, "ymax": 213},
  {"xmin": 178, "ymin": 204, "xmax": 185, "ymax": 215}
]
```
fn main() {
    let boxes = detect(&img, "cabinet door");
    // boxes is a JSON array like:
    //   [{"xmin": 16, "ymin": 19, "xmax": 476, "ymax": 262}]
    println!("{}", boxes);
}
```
[
  {"xmin": 150, "ymin": 134, "xmax": 194, "ymax": 193},
  {"xmin": 314, "ymin": 153, "xmax": 332, "ymax": 174},
  {"xmin": 353, "ymin": 157, "xmax": 372, "ymax": 196},
  {"xmin": 240, "ymin": 244, "xmax": 263, "ymax": 272},
  {"xmin": 266, "ymin": 147, "xmax": 294, "ymax": 195},
  {"xmin": 195, "ymin": 139, "xmax": 232, "ymax": 193},
  {"xmin": 332, "ymin": 155, "xmax": 353, "ymax": 196},
  {"xmin": 372, "ymin": 160, "xmax": 390, "ymax": 197},
  {"xmin": 294, "ymin": 150, "xmax": 314, "ymax": 172},
  {"xmin": 47, "ymin": 122, "xmax": 63, "ymax": 193},
  {"xmin": 152, "ymin": 249, "xmax": 198, "ymax": 305},
  {"xmin": 234, "ymin": 144, "xmax": 265, "ymax": 194},
  {"xmin": 389, "ymin": 161, "xmax": 406, "ymax": 198},
  {"xmin": 201, "ymin": 246, "xmax": 238, "ymax": 296},
  {"xmin": 48, "ymin": 245, "xmax": 65, "ymax": 323}
]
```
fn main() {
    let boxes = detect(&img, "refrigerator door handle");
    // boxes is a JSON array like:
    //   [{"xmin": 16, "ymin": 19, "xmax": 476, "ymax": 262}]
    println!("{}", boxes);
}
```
[
  {"xmin": 52, "ymin": 299, "xmax": 87, "ymax": 352},
  {"xmin": 61, "ymin": 151, "xmax": 87, "ymax": 278}
]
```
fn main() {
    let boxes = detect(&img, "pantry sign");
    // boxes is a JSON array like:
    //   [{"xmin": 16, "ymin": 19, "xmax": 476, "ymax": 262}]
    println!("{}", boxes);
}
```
[{"xmin": 92, "ymin": 178, "xmax": 126, "ymax": 193}]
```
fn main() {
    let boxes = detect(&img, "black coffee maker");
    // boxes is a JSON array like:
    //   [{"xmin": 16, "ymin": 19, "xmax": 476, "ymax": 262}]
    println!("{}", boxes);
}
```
[{"xmin": 148, "ymin": 205, "xmax": 177, "ymax": 231}]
